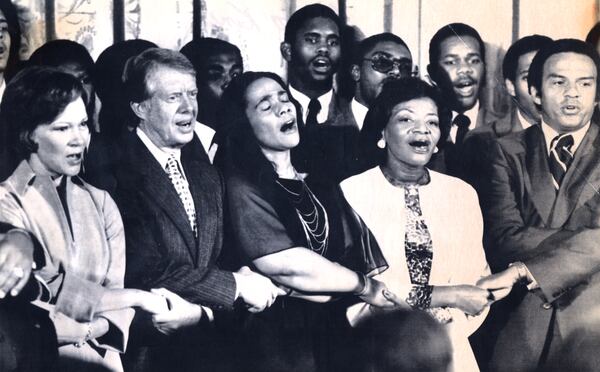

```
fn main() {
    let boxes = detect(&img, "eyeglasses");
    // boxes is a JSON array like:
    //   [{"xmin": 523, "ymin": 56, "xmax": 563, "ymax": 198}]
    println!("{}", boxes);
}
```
[{"xmin": 363, "ymin": 55, "xmax": 413, "ymax": 76}]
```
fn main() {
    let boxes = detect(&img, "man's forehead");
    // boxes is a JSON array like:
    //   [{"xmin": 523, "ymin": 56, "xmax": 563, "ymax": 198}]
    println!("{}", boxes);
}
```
[
  {"xmin": 205, "ymin": 53, "xmax": 242, "ymax": 67},
  {"xmin": 439, "ymin": 35, "xmax": 481, "ymax": 56},
  {"xmin": 543, "ymin": 52, "xmax": 597, "ymax": 78},
  {"xmin": 146, "ymin": 66, "xmax": 196, "ymax": 93},
  {"xmin": 297, "ymin": 17, "xmax": 339, "ymax": 36},
  {"xmin": 366, "ymin": 41, "xmax": 411, "ymax": 60}
]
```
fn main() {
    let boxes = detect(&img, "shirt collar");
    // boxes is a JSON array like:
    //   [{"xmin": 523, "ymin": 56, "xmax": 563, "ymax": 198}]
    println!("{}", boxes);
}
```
[
  {"xmin": 351, "ymin": 98, "xmax": 368, "ymax": 130},
  {"xmin": 0, "ymin": 79, "xmax": 6, "ymax": 102},
  {"xmin": 449, "ymin": 101, "xmax": 479, "ymax": 143},
  {"xmin": 516, "ymin": 109, "xmax": 533, "ymax": 130},
  {"xmin": 540, "ymin": 119, "xmax": 590, "ymax": 155},
  {"xmin": 288, "ymin": 85, "xmax": 333, "ymax": 124},
  {"xmin": 136, "ymin": 127, "xmax": 182, "ymax": 170},
  {"xmin": 4, "ymin": 160, "xmax": 83, "ymax": 197},
  {"xmin": 452, "ymin": 100, "xmax": 479, "ymax": 128}
]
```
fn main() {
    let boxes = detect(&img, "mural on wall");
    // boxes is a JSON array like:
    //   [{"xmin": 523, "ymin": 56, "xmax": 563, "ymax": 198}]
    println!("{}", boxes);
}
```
[
  {"xmin": 55, "ymin": 0, "xmax": 113, "ymax": 59},
  {"xmin": 13, "ymin": 0, "xmax": 45, "ymax": 60},
  {"xmin": 125, "ymin": 0, "xmax": 141, "ymax": 39},
  {"xmin": 202, "ymin": 0, "xmax": 288, "ymax": 76},
  {"xmin": 127, "ymin": 0, "xmax": 193, "ymax": 50}
]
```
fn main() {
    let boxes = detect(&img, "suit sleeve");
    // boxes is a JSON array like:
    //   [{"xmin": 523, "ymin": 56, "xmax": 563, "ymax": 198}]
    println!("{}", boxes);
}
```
[
  {"xmin": 481, "ymin": 140, "xmax": 557, "ymax": 271},
  {"xmin": 118, "ymin": 180, "xmax": 237, "ymax": 311},
  {"xmin": 524, "ymin": 210, "xmax": 600, "ymax": 303}
]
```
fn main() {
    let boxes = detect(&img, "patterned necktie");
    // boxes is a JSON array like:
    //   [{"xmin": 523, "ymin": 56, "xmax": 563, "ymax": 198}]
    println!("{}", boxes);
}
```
[
  {"xmin": 305, "ymin": 98, "xmax": 322, "ymax": 127},
  {"xmin": 165, "ymin": 154, "xmax": 197, "ymax": 236},
  {"xmin": 548, "ymin": 134, "xmax": 574, "ymax": 188},
  {"xmin": 453, "ymin": 113, "xmax": 471, "ymax": 146},
  {"xmin": 404, "ymin": 185, "xmax": 452, "ymax": 323}
]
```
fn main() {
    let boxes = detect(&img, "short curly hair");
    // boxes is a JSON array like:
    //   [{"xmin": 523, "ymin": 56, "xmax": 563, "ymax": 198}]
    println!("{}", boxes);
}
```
[{"xmin": 363, "ymin": 77, "xmax": 452, "ymax": 153}]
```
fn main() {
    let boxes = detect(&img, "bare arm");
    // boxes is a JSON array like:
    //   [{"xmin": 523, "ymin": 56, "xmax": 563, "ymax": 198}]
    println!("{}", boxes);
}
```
[
  {"xmin": 253, "ymin": 247, "xmax": 363, "ymax": 293},
  {"xmin": 253, "ymin": 247, "xmax": 397, "ymax": 308}
]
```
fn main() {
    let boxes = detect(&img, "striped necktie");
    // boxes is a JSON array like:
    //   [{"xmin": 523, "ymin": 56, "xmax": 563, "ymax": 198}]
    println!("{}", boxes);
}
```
[
  {"xmin": 165, "ymin": 154, "xmax": 197, "ymax": 236},
  {"xmin": 548, "ymin": 133, "xmax": 574, "ymax": 188}
]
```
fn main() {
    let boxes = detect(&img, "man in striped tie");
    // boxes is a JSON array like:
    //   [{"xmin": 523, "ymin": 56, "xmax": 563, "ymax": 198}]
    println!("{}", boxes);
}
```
[{"xmin": 477, "ymin": 39, "xmax": 600, "ymax": 371}]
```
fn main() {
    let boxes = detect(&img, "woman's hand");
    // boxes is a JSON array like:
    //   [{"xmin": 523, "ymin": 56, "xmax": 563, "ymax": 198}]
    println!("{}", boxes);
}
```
[
  {"xmin": 360, "ymin": 278, "xmax": 408, "ymax": 309},
  {"xmin": 135, "ymin": 290, "xmax": 170, "ymax": 315},
  {"xmin": 150, "ymin": 288, "xmax": 204, "ymax": 335},
  {"xmin": 435, "ymin": 285, "xmax": 491, "ymax": 316},
  {"xmin": 0, "ymin": 230, "xmax": 35, "ymax": 298}
]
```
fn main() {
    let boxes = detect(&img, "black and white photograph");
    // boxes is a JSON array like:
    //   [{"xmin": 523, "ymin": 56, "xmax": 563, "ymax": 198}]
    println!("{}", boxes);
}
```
[{"xmin": 0, "ymin": 1, "xmax": 598, "ymax": 371}]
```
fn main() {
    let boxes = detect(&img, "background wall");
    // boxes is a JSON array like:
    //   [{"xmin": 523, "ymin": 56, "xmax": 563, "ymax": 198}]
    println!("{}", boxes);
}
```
[{"xmin": 11, "ymin": 0, "xmax": 600, "ymax": 101}]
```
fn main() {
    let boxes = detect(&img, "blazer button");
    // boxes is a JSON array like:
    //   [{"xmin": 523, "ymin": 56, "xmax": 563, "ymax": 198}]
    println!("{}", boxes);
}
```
[{"xmin": 541, "ymin": 302, "xmax": 552, "ymax": 310}]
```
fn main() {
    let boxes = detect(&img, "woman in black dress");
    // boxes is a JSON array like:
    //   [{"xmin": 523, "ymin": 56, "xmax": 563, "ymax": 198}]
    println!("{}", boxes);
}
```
[{"xmin": 218, "ymin": 72, "xmax": 398, "ymax": 371}]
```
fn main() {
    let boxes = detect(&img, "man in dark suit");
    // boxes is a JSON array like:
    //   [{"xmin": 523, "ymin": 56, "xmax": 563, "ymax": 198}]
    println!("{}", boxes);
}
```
[
  {"xmin": 477, "ymin": 39, "xmax": 600, "ymax": 371},
  {"xmin": 115, "ymin": 48, "xmax": 284, "ymax": 371},
  {"xmin": 426, "ymin": 23, "xmax": 502, "ymax": 180}
]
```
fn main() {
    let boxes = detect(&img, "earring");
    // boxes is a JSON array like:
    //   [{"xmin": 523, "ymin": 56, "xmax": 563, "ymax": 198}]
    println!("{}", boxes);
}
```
[
  {"xmin": 433, "ymin": 146, "xmax": 439, "ymax": 154},
  {"xmin": 377, "ymin": 138, "xmax": 386, "ymax": 149}
]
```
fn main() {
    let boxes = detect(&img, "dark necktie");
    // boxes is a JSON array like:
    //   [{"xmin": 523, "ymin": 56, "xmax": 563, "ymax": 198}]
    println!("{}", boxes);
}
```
[
  {"xmin": 548, "ymin": 134, "xmax": 574, "ymax": 188},
  {"xmin": 305, "ymin": 98, "xmax": 321, "ymax": 128},
  {"xmin": 453, "ymin": 114, "xmax": 471, "ymax": 146}
]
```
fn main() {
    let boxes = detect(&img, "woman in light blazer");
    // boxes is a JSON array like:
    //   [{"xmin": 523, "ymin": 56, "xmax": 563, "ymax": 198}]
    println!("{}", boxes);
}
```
[{"xmin": 0, "ymin": 66, "xmax": 168, "ymax": 372}]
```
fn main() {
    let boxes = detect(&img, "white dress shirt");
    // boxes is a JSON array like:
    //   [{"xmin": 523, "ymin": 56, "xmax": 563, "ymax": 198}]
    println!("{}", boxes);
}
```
[
  {"xmin": 540, "ymin": 119, "xmax": 590, "ymax": 155},
  {"xmin": 289, "ymin": 85, "xmax": 332, "ymax": 124},
  {"xmin": 136, "ymin": 127, "xmax": 186, "ymax": 178},
  {"xmin": 193, "ymin": 121, "xmax": 217, "ymax": 163},
  {"xmin": 350, "ymin": 98, "xmax": 368, "ymax": 131},
  {"xmin": 516, "ymin": 109, "xmax": 534, "ymax": 131}
]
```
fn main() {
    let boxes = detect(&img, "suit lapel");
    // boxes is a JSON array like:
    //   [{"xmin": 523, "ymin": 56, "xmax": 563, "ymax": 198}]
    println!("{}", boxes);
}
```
[
  {"xmin": 129, "ymin": 135, "xmax": 198, "ymax": 260},
  {"xmin": 551, "ymin": 124, "xmax": 600, "ymax": 227},
  {"xmin": 523, "ymin": 126, "xmax": 556, "ymax": 225},
  {"xmin": 182, "ymin": 140, "xmax": 220, "ymax": 267}
]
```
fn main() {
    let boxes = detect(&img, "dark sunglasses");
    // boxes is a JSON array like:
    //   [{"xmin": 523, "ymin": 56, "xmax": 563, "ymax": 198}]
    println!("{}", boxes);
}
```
[{"xmin": 363, "ymin": 55, "xmax": 412, "ymax": 76}]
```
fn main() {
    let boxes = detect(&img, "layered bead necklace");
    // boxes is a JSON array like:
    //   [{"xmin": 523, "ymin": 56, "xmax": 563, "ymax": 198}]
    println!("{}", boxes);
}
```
[{"xmin": 276, "ymin": 175, "xmax": 329, "ymax": 256}]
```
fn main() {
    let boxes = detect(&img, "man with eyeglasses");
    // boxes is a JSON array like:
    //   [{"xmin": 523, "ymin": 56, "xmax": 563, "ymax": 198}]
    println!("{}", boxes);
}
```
[{"xmin": 348, "ymin": 33, "xmax": 413, "ymax": 130}]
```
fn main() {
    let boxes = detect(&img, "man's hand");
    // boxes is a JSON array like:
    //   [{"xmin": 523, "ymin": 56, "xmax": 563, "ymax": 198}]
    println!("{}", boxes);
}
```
[
  {"xmin": 0, "ymin": 230, "xmax": 35, "ymax": 298},
  {"xmin": 476, "ymin": 266, "xmax": 521, "ymax": 302},
  {"xmin": 150, "ymin": 288, "xmax": 204, "ymax": 336},
  {"xmin": 233, "ymin": 266, "xmax": 287, "ymax": 313}
]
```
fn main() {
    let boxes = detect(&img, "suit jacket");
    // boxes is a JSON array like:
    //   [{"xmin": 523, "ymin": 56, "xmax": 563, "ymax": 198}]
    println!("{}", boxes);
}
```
[
  {"xmin": 428, "ymin": 107, "xmax": 504, "ymax": 182},
  {"xmin": 114, "ymin": 133, "xmax": 236, "ymax": 309},
  {"xmin": 481, "ymin": 123, "xmax": 600, "ymax": 371}
]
